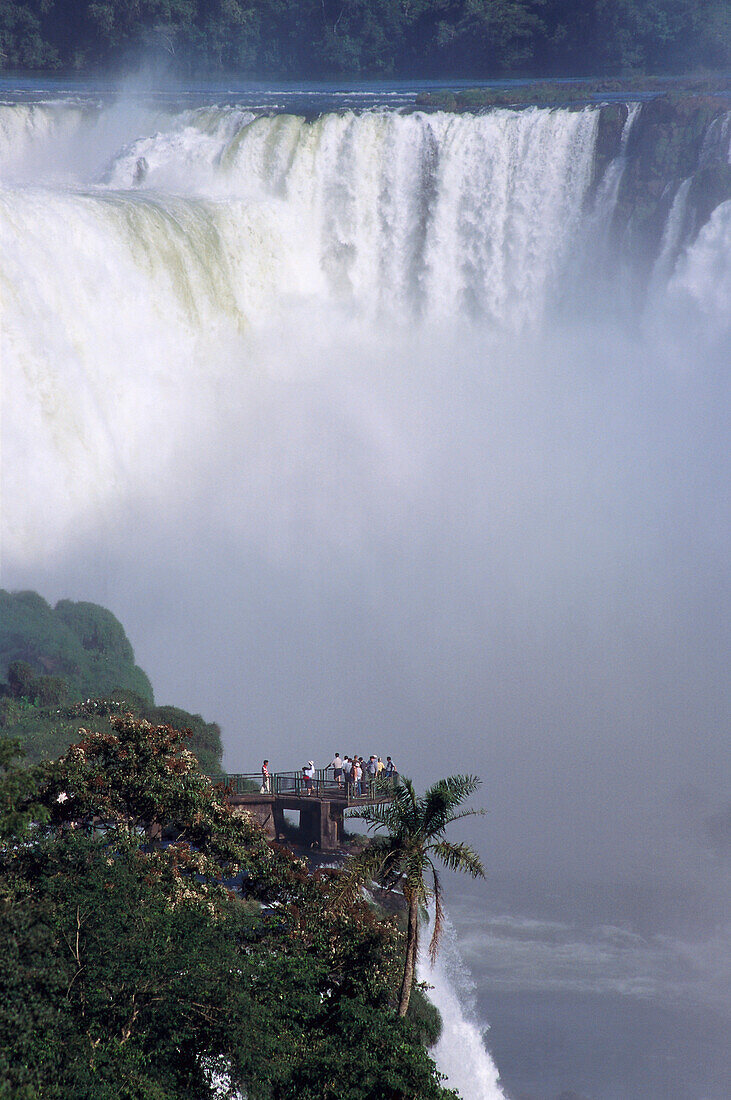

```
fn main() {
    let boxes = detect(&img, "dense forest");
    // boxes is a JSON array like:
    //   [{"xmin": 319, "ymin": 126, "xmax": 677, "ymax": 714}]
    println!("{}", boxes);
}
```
[
  {"xmin": 0, "ymin": 590, "xmax": 223, "ymax": 771},
  {"xmin": 0, "ymin": 714, "xmax": 452, "ymax": 1098},
  {"xmin": 0, "ymin": 0, "xmax": 728, "ymax": 77}
]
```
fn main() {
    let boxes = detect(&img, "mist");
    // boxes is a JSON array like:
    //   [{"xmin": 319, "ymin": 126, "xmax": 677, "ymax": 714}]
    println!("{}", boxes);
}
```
[
  {"xmin": 6, "ymin": 312, "xmax": 729, "ymax": 895},
  {"xmin": 2, "ymin": 93, "xmax": 729, "ymax": 925}
]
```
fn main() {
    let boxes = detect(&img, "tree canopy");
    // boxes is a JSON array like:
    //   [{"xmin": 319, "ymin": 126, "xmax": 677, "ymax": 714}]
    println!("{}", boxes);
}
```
[
  {"xmin": 0, "ymin": 716, "xmax": 459, "ymax": 1099},
  {"xmin": 0, "ymin": 590, "xmax": 153, "ymax": 705},
  {"xmin": 0, "ymin": 590, "xmax": 223, "ymax": 772},
  {"xmin": 345, "ymin": 774, "xmax": 486, "ymax": 1015},
  {"xmin": 0, "ymin": 0, "xmax": 727, "ymax": 76}
]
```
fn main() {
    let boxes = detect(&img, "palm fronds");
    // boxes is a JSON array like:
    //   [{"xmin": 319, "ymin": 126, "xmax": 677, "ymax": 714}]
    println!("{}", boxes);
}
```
[
  {"xmin": 430, "ymin": 839, "xmax": 485, "ymax": 878},
  {"xmin": 428, "ymin": 864, "xmax": 445, "ymax": 964},
  {"xmin": 340, "ymin": 772, "xmax": 486, "ymax": 1015}
]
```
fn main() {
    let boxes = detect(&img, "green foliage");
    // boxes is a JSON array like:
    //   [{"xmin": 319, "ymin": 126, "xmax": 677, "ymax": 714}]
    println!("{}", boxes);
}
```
[
  {"xmin": 7, "ymin": 660, "xmax": 35, "ymax": 698},
  {"xmin": 407, "ymin": 983, "xmax": 443, "ymax": 1047},
  {"xmin": 0, "ymin": 590, "xmax": 223, "ymax": 772},
  {"xmin": 1, "ymin": 692, "xmax": 224, "ymax": 774},
  {"xmin": 0, "ymin": 734, "xmax": 48, "ymax": 840},
  {"xmin": 0, "ymin": 831, "xmax": 263, "ymax": 1099},
  {"xmin": 0, "ymin": 590, "xmax": 153, "ymax": 705},
  {"xmin": 149, "ymin": 704, "xmax": 223, "ymax": 774},
  {"xmin": 0, "ymin": 0, "xmax": 727, "ymax": 76},
  {"xmin": 0, "ymin": 716, "xmax": 457, "ymax": 1099}
]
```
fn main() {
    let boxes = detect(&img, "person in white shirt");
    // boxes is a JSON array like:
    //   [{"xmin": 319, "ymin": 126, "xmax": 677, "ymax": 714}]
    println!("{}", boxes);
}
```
[{"xmin": 327, "ymin": 753, "xmax": 343, "ymax": 787}]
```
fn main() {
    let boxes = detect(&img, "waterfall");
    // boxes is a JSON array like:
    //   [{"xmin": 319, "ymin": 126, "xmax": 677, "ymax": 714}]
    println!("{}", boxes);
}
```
[
  {"xmin": 98, "ymin": 106, "xmax": 601, "ymax": 325},
  {"xmin": 592, "ymin": 101, "xmax": 642, "ymax": 224},
  {"xmin": 650, "ymin": 177, "xmax": 693, "ymax": 289},
  {"xmin": 2, "ymin": 98, "xmax": 727, "ymax": 567},
  {"xmin": 0, "ymin": 101, "xmax": 89, "ymax": 175},
  {"xmin": 699, "ymin": 110, "xmax": 731, "ymax": 167},
  {"xmin": 2, "ymin": 105, "xmax": 601, "ymax": 326},
  {"xmin": 419, "ymin": 913, "xmax": 504, "ymax": 1099},
  {"xmin": 2, "ymin": 90, "xmax": 729, "ymax": 1099},
  {"xmin": 662, "ymin": 198, "xmax": 731, "ymax": 343}
]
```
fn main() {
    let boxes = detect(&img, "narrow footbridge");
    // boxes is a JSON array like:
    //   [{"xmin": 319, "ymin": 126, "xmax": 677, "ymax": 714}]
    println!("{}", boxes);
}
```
[{"xmin": 211, "ymin": 770, "xmax": 394, "ymax": 850}]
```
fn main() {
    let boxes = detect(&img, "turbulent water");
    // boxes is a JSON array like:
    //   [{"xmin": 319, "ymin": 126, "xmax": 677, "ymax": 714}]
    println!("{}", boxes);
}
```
[
  {"xmin": 419, "ymin": 914, "xmax": 504, "ymax": 1098},
  {"xmin": 2, "ymin": 87, "xmax": 730, "ymax": 1098},
  {"xmin": 3, "ymin": 97, "xmax": 729, "ymax": 561}
]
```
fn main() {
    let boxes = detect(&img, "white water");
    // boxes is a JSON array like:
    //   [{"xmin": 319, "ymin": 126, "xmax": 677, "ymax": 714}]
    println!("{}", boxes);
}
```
[
  {"xmin": 650, "ymin": 178, "xmax": 693, "ymax": 290},
  {"xmin": 665, "ymin": 198, "xmax": 731, "ymax": 323},
  {"xmin": 2, "ymin": 105, "xmax": 601, "ymax": 328},
  {"xmin": 591, "ymin": 102, "xmax": 641, "ymax": 226},
  {"xmin": 4, "ymin": 98, "xmax": 725, "ymax": 568},
  {"xmin": 1, "ymin": 103, "xmax": 605, "ymax": 563},
  {"xmin": 419, "ymin": 916, "xmax": 504, "ymax": 1098}
]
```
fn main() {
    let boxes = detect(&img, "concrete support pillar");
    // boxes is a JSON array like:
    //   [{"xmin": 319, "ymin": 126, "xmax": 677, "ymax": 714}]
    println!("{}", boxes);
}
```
[
  {"xmin": 273, "ymin": 802, "xmax": 285, "ymax": 841},
  {"xmin": 322, "ymin": 801, "xmax": 344, "ymax": 850}
]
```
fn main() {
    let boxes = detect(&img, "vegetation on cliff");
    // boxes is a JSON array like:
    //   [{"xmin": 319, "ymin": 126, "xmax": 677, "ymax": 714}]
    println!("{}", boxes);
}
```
[
  {"xmin": 414, "ymin": 75, "xmax": 731, "ymax": 110},
  {"xmin": 0, "ymin": 716, "xmax": 457, "ymax": 1099},
  {"xmin": 0, "ymin": 590, "xmax": 153, "ymax": 703},
  {"xmin": 0, "ymin": 0, "xmax": 727, "ymax": 77},
  {"xmin": 0, "ymin": 590, "xmax": 223, "ymax": 772}
]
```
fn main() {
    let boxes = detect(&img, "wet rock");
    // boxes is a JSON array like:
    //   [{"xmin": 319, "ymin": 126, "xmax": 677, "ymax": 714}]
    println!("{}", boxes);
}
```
[
  {"xmin": 614, "ymin": 94, "xmax": 729, "ymax": 272},
  {"xmin": 594, "ymin": 103, "xmax": 630, "ymax": 185}
]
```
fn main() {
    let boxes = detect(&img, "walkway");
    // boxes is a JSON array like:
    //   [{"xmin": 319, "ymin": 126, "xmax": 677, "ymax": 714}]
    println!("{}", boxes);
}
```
[{"xmin": 211, "ymin": 769, "xmax": 394, "ymax": 849}]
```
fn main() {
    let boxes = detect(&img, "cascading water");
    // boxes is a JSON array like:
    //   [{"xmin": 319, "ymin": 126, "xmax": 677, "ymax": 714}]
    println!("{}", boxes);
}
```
[
  {"xmin": 650, "ymin": 178, "xmax": 694, "ymax": 290},
  {"xmin": 2, "ymin": 102, "xmax": 606, "ymax": 561},
  {"xmin": 418, "ymin": 914, "xmax": 504, "ymax": 1099},
  {"xmin": 699, "ymin": 111, "xmax": 731, "ymax": 167},
  {"xmin": 661, "ymin": 197, "xmax": 731, "ymax": 342},
  {"xmin": 591, "ymin": 102, "xmax": 641, "ymax": 226},
  {"xmin": 3, "ymin": 106, "xmax": 602, "ymax": 322}
]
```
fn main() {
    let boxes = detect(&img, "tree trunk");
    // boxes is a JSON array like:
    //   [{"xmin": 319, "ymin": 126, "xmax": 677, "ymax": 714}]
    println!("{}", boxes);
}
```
[{"xmin": 398, "ymin": 892, "xmax": 419, "ymax": 1016}]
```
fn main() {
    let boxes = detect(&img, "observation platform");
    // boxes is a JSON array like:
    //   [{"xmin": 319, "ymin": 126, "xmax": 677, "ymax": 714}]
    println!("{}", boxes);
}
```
[{"xmin": 212, "ymin": 770, "xmax": 394, "ymax": 850}]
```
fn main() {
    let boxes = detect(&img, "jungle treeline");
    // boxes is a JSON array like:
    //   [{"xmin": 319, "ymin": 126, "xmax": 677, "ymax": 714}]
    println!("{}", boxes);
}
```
[
  {"xmin": 0, "ymin": 0, "xmax": 728, "ymax": 78},
  {"xmin": 0, "ymin": 590, "xmax": 224, "ymax": 773}
]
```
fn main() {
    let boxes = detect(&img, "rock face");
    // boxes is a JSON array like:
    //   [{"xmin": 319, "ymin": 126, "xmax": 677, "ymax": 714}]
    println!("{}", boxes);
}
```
[
  {"xmin": 594, "ymin": 102, "xmax": 630, "ymax": 180},
  {"xmin": 599, "ymin": 94, "xmax": 731, "ymax": 273}
]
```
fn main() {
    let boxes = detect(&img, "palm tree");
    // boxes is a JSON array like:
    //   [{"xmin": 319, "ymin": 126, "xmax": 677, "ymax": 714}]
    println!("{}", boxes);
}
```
[{"xmin": 344, "ymin": 774, "xmax": 485, "ymax": 1016}]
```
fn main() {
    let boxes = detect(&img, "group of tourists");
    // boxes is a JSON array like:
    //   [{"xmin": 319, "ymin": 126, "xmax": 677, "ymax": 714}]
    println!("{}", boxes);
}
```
[
  {"xmin": 325, "ymin": 753, "xmax": 398, "ymax": 797},
  {"xmin": 260, "ymin": 755, "xmax": 398, "ymax": 797}
]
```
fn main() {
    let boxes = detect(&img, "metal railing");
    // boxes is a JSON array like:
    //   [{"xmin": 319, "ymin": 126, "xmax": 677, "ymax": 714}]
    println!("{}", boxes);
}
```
[{"xmin": 210, "ymin": 769, "xmax": 396, "ymax": 803}]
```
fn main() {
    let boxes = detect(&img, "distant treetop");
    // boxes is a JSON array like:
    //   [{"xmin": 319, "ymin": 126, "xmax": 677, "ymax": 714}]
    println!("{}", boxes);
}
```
[
  {"xmin": 0, "ymin": 0, "xmax": 727, "ymax": 78},
  {"xmin": 0, "ymin": 589, "xmax": 153, "ymax": 703},
  {"xmin": 0, "ymin": 589, "xmax": 223, "ymax": 772}
]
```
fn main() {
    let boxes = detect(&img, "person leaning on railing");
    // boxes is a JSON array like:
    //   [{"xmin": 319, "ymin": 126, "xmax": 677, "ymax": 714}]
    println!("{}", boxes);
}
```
[{"xmin": 326, "ymin": 752, "xmax": 343, "ymax": 788}]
